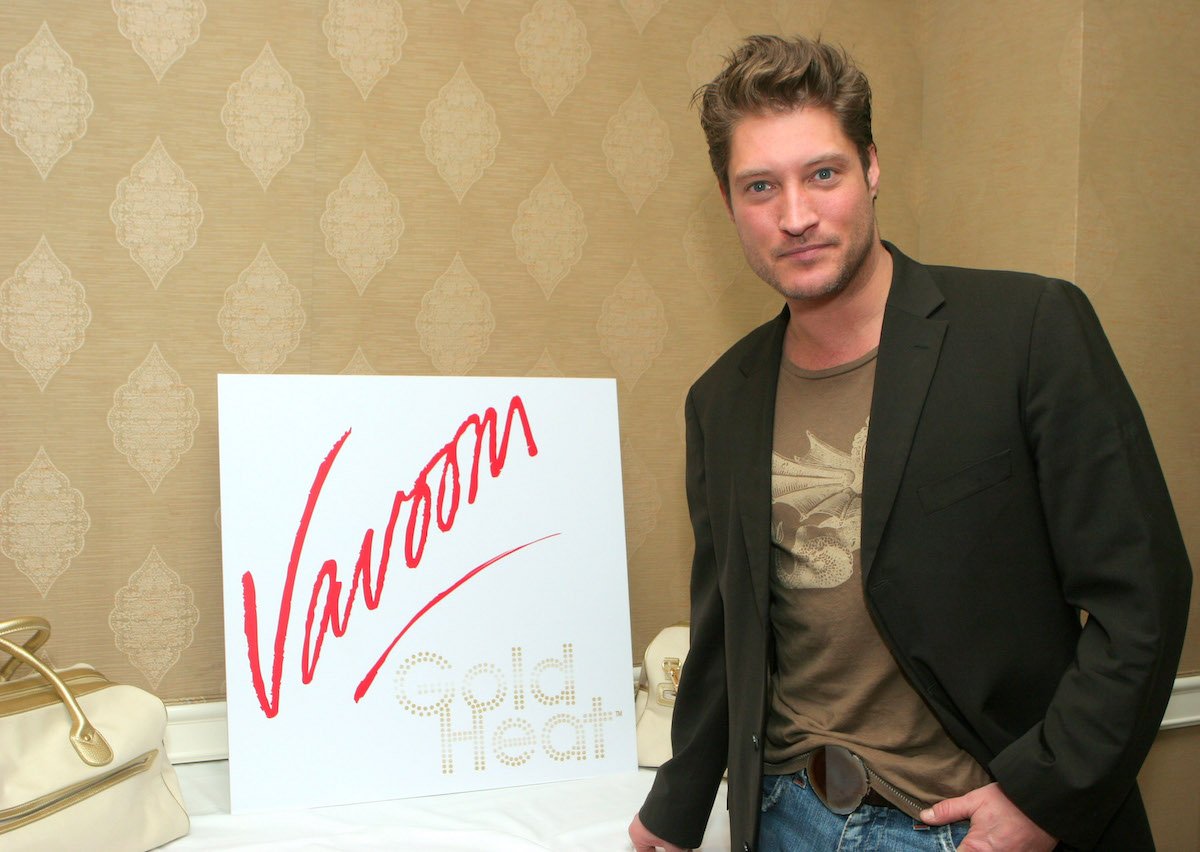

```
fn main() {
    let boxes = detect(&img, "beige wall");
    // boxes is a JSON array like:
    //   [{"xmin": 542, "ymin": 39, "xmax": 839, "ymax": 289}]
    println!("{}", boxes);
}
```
[
  {"xmin": 916, "ymin": 0, "xmax": 1197, "ymax": 671},
  {"xmin": 918, "ymin": 0, "xmax": 1084, "ymax": 281},
  {"xmin": 917, "ymin": 1, "xmax": 1199, "ymax": 841},
  {"xmin": 1078, "ymin": 3, "xmax": 1200, "ymax": 837},
  {"xmin": 0, "ymin": 0, "xmax": 931, "ymax": 699},
  {"xmin": 1, "ymin": 0, "xmax": 1195, "ymax": 838},
  {"xmin": 1077, "ymin": 0, "xmax": 1199, "ymax": 674},
  {"xmin": 1141, "ymin": 726, "xmax": 1200, "ymax": 851}
]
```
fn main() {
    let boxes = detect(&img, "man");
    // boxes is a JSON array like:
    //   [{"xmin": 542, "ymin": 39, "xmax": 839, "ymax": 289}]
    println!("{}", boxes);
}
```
[{"xmin": 629, "ymin": 34, "xmax": 1191, "ymax": 852}]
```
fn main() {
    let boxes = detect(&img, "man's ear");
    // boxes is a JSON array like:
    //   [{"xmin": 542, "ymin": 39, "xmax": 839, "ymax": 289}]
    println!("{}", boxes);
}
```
[{"xmin": 866, "ymin": 144, "xmax": 880, "ymax": 200}]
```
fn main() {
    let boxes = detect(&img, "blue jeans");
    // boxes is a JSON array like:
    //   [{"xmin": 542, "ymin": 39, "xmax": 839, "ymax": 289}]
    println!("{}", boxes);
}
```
[{"xmin": 759, "ymin": 770, "xmax": 970, "ymax": 851}]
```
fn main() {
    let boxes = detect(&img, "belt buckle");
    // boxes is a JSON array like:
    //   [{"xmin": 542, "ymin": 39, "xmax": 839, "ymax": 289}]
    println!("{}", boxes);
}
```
[{"xmin": 808, "ymin": 744, "xmax": 870, "ymax": 815}]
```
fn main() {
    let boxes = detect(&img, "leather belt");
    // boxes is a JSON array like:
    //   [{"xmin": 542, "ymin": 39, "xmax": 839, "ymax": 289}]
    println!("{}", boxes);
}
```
[
  {"xmin": 794, "ymin": 745, "xmax": 919, "ymax": 817},
  {"xmin": 861, "ymin": 788, "xmax": 898, "ymax": 810}
]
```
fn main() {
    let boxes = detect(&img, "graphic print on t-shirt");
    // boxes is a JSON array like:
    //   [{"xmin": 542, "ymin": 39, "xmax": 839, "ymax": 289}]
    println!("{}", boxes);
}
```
[{"xmin": 770, "ymin": 419, "xmax": 868, "ymax": 589}]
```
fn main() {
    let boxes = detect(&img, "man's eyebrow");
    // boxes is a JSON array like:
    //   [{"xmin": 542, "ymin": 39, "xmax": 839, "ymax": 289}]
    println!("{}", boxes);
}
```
[
  {"xmin": 804, "ymin": 152, "xmax": 852, "ymax": 167},
  {"xmin": 731, "ymin": 167, "xmax": 773, "ymax": 182}
]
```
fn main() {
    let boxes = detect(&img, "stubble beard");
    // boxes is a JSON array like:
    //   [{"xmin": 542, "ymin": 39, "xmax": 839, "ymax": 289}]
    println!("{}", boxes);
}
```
[{"xmin": 754, "ymin": 218, "xmax": 876, "ymax": 304}]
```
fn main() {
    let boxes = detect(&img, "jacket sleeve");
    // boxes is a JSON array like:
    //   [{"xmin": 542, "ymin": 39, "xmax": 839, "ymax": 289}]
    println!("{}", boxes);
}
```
[
  {"xmin": 638, "ymin": 388, "xmax": 733, "ymax": 849},
  {"xmin": 987, "ymin": 279, "xmax": 1192, "ymax": 849}
]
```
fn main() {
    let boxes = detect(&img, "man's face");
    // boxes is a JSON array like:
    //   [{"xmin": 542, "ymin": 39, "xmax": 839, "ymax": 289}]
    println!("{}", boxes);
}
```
[{"xmin": 721, "ymin": 106, "xmax": 880, "ymax": 303}]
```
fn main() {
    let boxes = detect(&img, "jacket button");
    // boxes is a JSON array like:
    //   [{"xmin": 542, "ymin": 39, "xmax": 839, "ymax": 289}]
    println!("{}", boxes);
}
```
[
  {"xmin": 743, "ymin": 843, "xmax": 751, "ymax": 851},
  {"xmin": 751, "ymin": 734, "xmax": 759, "ymax": 750}
]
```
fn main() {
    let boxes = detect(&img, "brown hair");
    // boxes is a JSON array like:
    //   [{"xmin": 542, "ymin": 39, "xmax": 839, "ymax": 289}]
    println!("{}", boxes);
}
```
[{"xmin": 694, "ymin": 34, "xmax": 874, "ymax": 192}]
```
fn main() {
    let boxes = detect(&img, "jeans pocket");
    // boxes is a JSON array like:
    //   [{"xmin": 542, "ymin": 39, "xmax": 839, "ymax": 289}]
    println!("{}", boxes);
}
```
[
  {"xmin": 760, "ymin": 773, "xmax": 789, "ymax": 813},
  {"xmin": 950, "ymin": 821, "xmax": 970, "ymax": 848}
]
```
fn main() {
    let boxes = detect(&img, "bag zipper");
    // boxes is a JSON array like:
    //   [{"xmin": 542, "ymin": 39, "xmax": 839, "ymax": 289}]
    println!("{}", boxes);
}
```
[
  {"xmin": 0, "ymin": 670, "xmax": 109, "ymax": 717},
  {"xmin": 0, "ymin": 749, "xmax": 158, "ymax": 835}
]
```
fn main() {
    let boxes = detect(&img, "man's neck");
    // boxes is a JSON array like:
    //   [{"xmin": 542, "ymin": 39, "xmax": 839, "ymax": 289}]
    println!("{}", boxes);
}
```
[{"xmin": 782, "ymin": 241, "xmax": 892, "ymax": 371}]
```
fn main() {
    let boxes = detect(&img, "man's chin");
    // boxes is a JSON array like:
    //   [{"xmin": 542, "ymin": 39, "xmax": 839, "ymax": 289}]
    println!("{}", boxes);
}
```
[{"xmin": 775, "ymin": 276, "xmax": 849, "ymax": 303}]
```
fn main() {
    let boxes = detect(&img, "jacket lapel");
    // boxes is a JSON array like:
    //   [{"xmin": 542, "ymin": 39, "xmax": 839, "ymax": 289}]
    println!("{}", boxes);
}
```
[
  {"xmin": 861, "ymin": 245, "xmax": 947, "ymax": 579},
  {"xmin": 731, "ymin": 310, "xmax": 787, "ymax": 627}
]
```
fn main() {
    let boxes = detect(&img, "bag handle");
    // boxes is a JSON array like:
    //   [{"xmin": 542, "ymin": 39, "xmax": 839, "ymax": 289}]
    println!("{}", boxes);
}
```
[
  {"xmin": 0, "ymin": 615, "xmax": 50, "ymax": 682},
  {"xmin": 0, "ymin": 617, "xmax": 114, "ymax": 767}
]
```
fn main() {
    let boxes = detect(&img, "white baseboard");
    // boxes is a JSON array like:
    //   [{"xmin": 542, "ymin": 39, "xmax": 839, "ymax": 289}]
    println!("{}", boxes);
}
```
[
  {"xmin": 1160, "ymin": 674, "xmax": 1200, "ymax": 730},
  {"xmin": 165, "ymin": 675, "xmax": 1200, "ymax": 765},
  {"xmin": 165, "ymin": 700, "xmax": 227, "ymax": 764}
]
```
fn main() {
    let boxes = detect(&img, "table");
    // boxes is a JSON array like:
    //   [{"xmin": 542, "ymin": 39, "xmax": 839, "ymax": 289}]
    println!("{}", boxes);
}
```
[{"xmin": 164, "ymin": 761, "xmax": 731, "ymax": 851}]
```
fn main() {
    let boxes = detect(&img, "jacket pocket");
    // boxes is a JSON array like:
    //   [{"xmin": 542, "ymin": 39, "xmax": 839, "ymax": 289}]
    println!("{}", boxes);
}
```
[{"xmin": 918, "ymin": 450, "xmax": 1012, "ymax": 513}]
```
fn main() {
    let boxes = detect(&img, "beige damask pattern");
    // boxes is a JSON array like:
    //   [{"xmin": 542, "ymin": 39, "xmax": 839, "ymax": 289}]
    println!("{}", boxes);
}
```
[
  {"xmin": 323, "ymin": 0, "xmax": 406, "ymax": 100},
  {"xmin": 112, "ymin": 0, "xmax": 207, "ymax": 82},
  {"xmin": 688, "ymin": 8, "xmax": 741, "ymax": 91},
  {"xmin": 621, "ymin": 0, "xmax": 669, "ymax": 34},
  {"xmin": 0, "ymin": 22, "xmax": 94, "ymax": 180},
  {"xmin": 1, "ymin": 236, "xmax": 91, "ymax": 391},
  {"xmin": 596, "ymin": 261, "xmax": 667, "ymax": 387},
  {"xmin": 621, "ymin": 442, "xmax": 660, "ymax": 555},
  {"xmin": 416, "ymin": 254, "xmax": 495, "ymax": 374},
  {"xmin": 2, "ymin": 0, "xmax": 1180, "ymax": 752},
  {"xmin": 512, "ymin": 165, "xmax": 587, "ymax": 299},
  {"xmin": 683, "ymin": 186, "xmax": 745, "ymax": 303},
  {"xmin": 421, "ymin": 64, "xmax": 500, "ymax": 202},
  {"xmin": 320, "ymin": 152, "xmax": 404, "ymax": 295},
  {"xmin": 222, "ymin": 43, "xmax": 310, "ymax": 190},
  {"xmin": 341, "ymin": 346, "xmax": 377, "ymax": 374},
  {"xmin": 0, "ymin": 449, "xmax": 90, "ymax": 597},
  {"xmin": 516, "ymin": 0, "xmax": 590, "ymax": 115},
  {"xmin": 218, "ymin": 245, "xmax": 305, "ymax": 373},
  {"xmin": 109, "ymin": 547, "xmax": 200, "ymax": 687},
  {"xmin": 109, "ymin": 137, "xmax": 203, "ymax": 289},
  {"xmin": 107, "ymin": 345, "xmax": 200, "ymax": 493},
  {"xmin": 603, "ymin": 83, "xmax": 673, "ymax": 213},
  {"xmin": 527, "ymin": 349, "xmax": 563, "ymax": 376},
  {"xmin": 674, "ymin": 344, "xmax": 726, "ymax": 438}
]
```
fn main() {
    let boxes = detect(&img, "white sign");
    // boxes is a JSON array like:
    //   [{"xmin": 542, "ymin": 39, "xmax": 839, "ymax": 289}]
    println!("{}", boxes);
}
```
[{"xmin": 217, "ymin": 375, "xmax": 636, "ymax": 812}]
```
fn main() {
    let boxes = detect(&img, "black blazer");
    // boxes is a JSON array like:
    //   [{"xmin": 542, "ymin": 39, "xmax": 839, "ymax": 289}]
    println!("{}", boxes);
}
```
[{"xmin": 639, "ymin": 244, "xmax": 1191, "ymax": 851}]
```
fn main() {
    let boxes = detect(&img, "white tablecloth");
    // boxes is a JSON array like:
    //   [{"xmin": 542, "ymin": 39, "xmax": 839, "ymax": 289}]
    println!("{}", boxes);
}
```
[{"xmin": 164, "ymin": 761, "xmax": 730, "ymax": 851}]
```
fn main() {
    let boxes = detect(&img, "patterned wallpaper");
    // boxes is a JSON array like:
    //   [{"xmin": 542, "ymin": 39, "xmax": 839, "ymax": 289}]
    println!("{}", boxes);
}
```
[
  {"xmin": 2, "ymin": 0, "xmax": 894, "ymax": 700},
  {"xmin": 0, "ymin": 0, "xmax": 1194, "ymax": 711}
]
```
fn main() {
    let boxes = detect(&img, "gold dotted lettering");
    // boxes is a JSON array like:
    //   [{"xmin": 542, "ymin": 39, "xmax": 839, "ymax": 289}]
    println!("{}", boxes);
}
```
[
  {"xmin": 510, "ymin": 647, "xmax": 525, "ymax": 711},
  {"xmin": 541, "ymin": 712, "xmax": 587, "ymax": 762},
  {"xmin": 394, "ymin": 651, "xmax": 453, "ymax": 718},
  {"xmin": 440, "ymin": 703, "xmax": 488, "ymax": 774},
  {"xmin": 462, "ymin": 662, "xmax": 506, "ymax": 712},
  {"xmin": 580, "ymin": 696, "xmax": 622, "ymax": 759},
  {"xmin": 493, "ymin": 717, "xmax": 537, "ymax": 767},
  {"xmin": 531, "ymin": 643, "xmax": 575, "ymax": 707}
]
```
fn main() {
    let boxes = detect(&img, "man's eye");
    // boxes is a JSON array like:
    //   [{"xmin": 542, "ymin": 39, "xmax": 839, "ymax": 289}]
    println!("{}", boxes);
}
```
[
  {"xmin": 749, "ymin": 180, "xmax": 771, "ymax": 193},
  {"xmin": 815, "ymin": 168, "xmax": 835, "ymax": 181}
]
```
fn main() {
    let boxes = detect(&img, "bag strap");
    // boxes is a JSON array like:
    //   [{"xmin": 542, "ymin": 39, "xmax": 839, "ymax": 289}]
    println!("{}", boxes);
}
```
[
  {"xmin": 0, "ymin": 615, "xmax": 50, "ymax": 682},
  {"xmin": 0, "ymin": 617, "xmax": 114, "ymax": 767}
]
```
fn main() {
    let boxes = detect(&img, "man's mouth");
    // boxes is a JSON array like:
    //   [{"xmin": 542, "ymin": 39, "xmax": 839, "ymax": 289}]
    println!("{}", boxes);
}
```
[{"xmin": 778, "ymin": 242, "xmax": 832, "ymax": 260}]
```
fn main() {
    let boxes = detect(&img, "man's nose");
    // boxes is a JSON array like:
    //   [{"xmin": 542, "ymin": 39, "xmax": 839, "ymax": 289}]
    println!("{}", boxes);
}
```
[{"xmin": 779, "ymin": 188, "xmax": 818, "ymax": 236}]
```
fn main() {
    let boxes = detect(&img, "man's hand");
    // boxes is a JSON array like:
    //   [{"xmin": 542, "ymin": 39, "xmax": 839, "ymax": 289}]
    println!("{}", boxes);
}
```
[
  {"xmin": 919, "ymin": 782, "xmax": 1056, "ymax": 851},
  {"xmin": 628, "ymin": 813, "xmax": 690, "ymax": 852}
]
